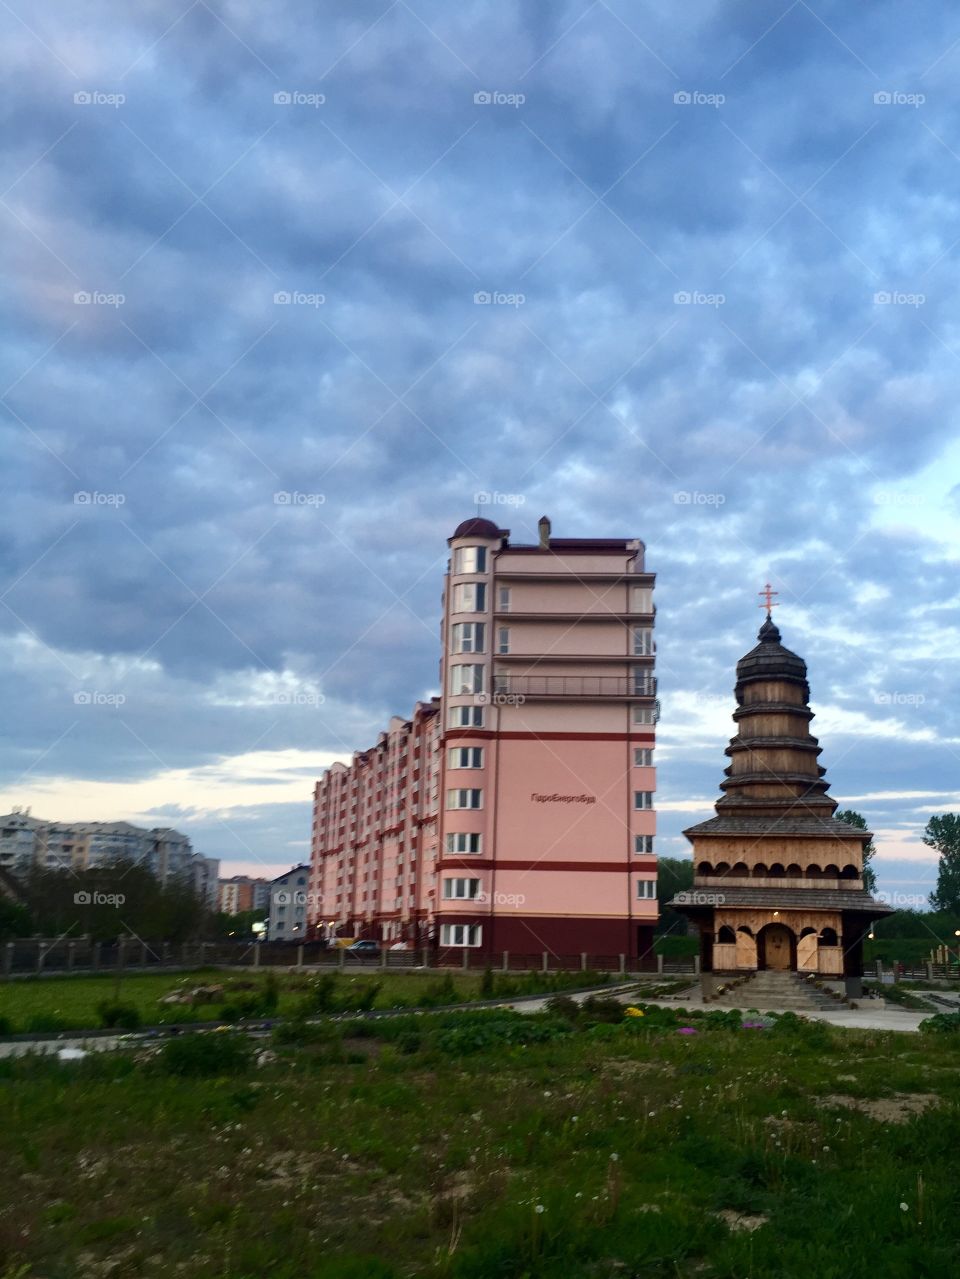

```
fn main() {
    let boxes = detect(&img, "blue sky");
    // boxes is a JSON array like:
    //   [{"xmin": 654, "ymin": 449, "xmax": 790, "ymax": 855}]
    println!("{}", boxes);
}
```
[{"xmin": 2, "ymin": 1, "xmax": 959, "ymax": 904}]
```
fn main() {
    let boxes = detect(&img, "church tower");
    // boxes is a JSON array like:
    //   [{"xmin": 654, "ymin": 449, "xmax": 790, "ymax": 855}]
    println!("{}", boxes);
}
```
[{"xmin": 671, "ymin": 602, "xmax": 891, "ymax": 997}]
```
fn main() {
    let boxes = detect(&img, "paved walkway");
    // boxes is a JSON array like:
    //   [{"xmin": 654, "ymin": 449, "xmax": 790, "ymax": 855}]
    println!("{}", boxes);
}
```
[{"xmin": 0, "ymin": 983, "xmax": 935, "ymax": 1056}]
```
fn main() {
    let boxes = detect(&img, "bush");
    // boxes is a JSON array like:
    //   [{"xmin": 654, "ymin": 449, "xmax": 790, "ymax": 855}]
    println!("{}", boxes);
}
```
[
  {"xmin": 436, "ymin": 1012, "xmax": 572, "ymax": 1055},
  {"xmin": 919, "ymin": 1011, "xmax": 960, "ymax": 1034},
  {"xmin": 416, "ymin": 973, "xmax": 459, "ymax": 1008},
  {"xmin": 95, "ymin": 1000, "xmax": 142, "ymax": 1031},
  {"xmin": 0, "ymin": 1015, "xmax": 13, "ymax": 1036},
  {"xmin": 544, "ymin": 994, "xmax": 581, "ymax": 1022},
  {"xmin": 579, "ymin": 995, "xmax": 625, "ymax": 1024},
  {"xmin": 480, "ymin": 967, "xmax": 495, "ymax": 998},
  {"xmin": 350, "ymin": 982, "xmax": 381, "ymax": 1012},
  {"xmin": 23, "ymin": 1014, "xmax": 70, "ymax": 1033},
  {"xmin": 158, "ymin": 1031, "xmax": 253, "ymax": 1077},
  {"xmin": 298, "ymin": 973, "xmax": 339, "ymax": 1016}
]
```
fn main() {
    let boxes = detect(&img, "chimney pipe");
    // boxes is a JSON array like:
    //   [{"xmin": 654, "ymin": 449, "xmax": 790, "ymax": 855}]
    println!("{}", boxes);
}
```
[{"xmin": 538, "ymin": 515, "xmax": 551, "ymax": 549}]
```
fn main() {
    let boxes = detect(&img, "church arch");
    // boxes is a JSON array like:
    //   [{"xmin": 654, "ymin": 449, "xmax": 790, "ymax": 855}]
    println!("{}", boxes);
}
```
[
  {"xmin": 715, "ymin": 861, "xmax": 730, "ymax": 876},
  {"xmin": 697, "ymin": 861, "xmax": 712, "ymax": 877},
  {"xmin": 840, "ymin": 864, "xmax": 859, "ymax": 879},
  {"xmin": 717, "ymin": 925, "xmax": 736, "ymax": 944},
  {"xmin": 824, "ymin": 863, "xmax": 840, "ymax": 877},
  {"xmin": 752, "ymin": 862, "xmax": 768, "ymax": 878},
  {"xmin": 768, "ymin": 862, "xmax": 785, "ymax": 878},
  {"xmin": 786, "ymin": 863, "xmax": 802, "ymax": 877},
  {"xmin": 799, "ymin": 927, "xmax": 817, "ymax": 938},
  {"xmin": 732, "ymin": 862, "xmax": 749, "ymax": 876},
  {"xmin": 805, "ymin": 864, "xmax": 823, "ymax": 878},
  {"xmin": 820, "ymin": 927, "xmax": 839, "ymax": 946}
]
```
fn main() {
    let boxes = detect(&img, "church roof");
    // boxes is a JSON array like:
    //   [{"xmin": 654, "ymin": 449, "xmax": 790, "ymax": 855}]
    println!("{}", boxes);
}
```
[
  {"xmin": 685, "ymin": 814, "xmax": 869, "ymax": 840},
  {"xmin": 668, "ymin": 887, "xmax": 893, "ymax": 915},
  {"xmin": 735, "ymin": 616, "xmax": 808, "ymax": 692}
]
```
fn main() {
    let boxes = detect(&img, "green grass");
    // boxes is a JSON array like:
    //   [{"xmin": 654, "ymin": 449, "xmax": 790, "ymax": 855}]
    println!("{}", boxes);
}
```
[
  {"xmin": 0, "ymin": 967, "xmax": 622, "ymax": 1034},
  {"xmin": 1, "ymin": 1005, "xmax": 958, "ymax": 1277}
]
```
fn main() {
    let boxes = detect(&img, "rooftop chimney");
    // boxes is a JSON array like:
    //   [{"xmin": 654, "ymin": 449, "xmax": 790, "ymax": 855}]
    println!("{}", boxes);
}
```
[{"xmin": 538, "ymin": 515, "xmax": 551, "ymax": 549}]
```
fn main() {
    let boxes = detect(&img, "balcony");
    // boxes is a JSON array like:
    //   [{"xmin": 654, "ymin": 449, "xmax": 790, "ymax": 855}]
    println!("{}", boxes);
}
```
[{"xmin": 493, "ymin": 674, "xmax": 658, "ymax": 700}]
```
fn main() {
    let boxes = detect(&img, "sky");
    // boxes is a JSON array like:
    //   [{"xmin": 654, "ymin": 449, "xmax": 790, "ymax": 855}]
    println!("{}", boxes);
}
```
[{"xmin": 2, "ymin": 0, "xmax": 959, "ymax": 905}]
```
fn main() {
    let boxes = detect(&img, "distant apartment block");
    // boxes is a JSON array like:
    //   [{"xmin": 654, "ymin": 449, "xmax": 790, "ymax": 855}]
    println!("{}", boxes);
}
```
[
  {"xmin": 0, "ymin": 809, "xmax": 218, "ymax": 903},
  {"xmin": 266, "ymin": 864, "xmax": 310, "ymax": 939},
  {"xmin": 310, "ymin": 516, "xmax": 658, "ymax": 961},
  {"xmin": 217, "ymin": 875, "xmax": 272, "ymax": 915}
]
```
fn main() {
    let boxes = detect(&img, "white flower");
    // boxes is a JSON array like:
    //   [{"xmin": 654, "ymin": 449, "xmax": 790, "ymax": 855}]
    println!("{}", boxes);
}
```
[
  {"xmin": 900, "ymin": 1203, "xmax": 909, "ymax": 1212},
  {"xmin": 610, "ymin": 1153, "xmax": 619, "ymax": 1161},
  {"xmin": 535, "ymin": 1204, "xmax": 545, "ymax": 1214}
]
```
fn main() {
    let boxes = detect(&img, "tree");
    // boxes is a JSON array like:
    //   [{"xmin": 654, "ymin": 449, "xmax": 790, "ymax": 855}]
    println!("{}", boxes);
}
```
[
  {"xmin": 835, "ymin": 809, "xmax": 877, "ymax": 893},
  {"xmin": 0, "ymin": 898, "xmax": 32, "ymax": 941},
  {"xmin": 655, "ymin": 857, "xmax": 694, "ymax": 936},
  {"xmin": 925, "ymin": 814, "xmax": 960, "ymax": 913}
]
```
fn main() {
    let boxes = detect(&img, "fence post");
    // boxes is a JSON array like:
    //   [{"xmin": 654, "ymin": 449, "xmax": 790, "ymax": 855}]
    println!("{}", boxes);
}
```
[
  {"xmin": 925, "ymin": 961, "xmax": 934, "ymax": 982},
  {"xmin": 420, "ymin": 947, "xmax": 430, "ymax": 969},
  {"xmin": 36, "ymin": 939, "xmax": 44, "ymax": 973},
  {"xmin": 253, "ymin": 942, "xmax": 261, "ymax": 969},
  {"xmin": 339, "ymin": 947, "xmax": 346, "ymax": 970},
  {"xmin": 162, "ymin": 941, "xmax": 170, "ymax": 967},
  {"xmin": 380, "ymin": 947, "xmax": 388, "ymax": 970},
  {"xmin": 117, "ymin": 936, "xmax": 127, "ymax": 976},
  {"xmin": 542, "ymin": 952, "xmax": 549, "ymax": 972},
  {"xmin": 92, "ymin": 941, "xmax": 101, "ymax": 971},
  {"xmin": 296, "ymin": 943, "xmax": 304, "ymax": 970},
  {"xmin": 502, "ymin": 950, "xmax": 509, "ymax": 972},
  {"xmin": 2, "ymin": 941, "xmax": 13, "ymax": 978},
  {"xmin": 66, "ymin": 940, "xmax": 75, "ymax": 971},
  {"xmin": 140, "ymin": 941, "xmax": 148, "ymax": 968},
  {"xmin": 462, "ymin": 948, "xmax": 470, "ymax": 970},
  {"xmin": 618, "ymin": 953, "xmax": 625, "ymax": 975},
  {"xmin": 694, "ymin": 955, "xmax": 701, "ymax": 976},
  {"xmin": 874, "ymin": 959, "xmax": 883, "ymax": 980},
  {"xmin": 580, "ymin": 952, "xmax": 587, "ymax": 972}
]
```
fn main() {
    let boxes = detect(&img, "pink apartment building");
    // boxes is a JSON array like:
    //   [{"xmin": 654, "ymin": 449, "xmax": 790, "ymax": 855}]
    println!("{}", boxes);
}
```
[{"xmin": 309, "ymin": 516, "xmax": 658, "ymax": 962}]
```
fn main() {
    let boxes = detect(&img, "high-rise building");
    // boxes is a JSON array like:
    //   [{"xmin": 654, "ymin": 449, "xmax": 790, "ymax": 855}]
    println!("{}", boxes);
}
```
[
  {"xmin": 0, "ymin": 809, "xmax": 215, "ymax": 895},
  {"xmin": 217, "ymin": 875, "xmax": 271, "ymax": 915},
  {"xmin": 310, "ymin": 515, "xmax": 658, "ymax": 962}
]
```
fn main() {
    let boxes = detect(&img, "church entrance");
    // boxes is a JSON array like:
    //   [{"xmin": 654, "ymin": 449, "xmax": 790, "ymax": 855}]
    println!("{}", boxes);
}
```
[{"xmin": 759, "ymin": 922, "xmax": 794, "ymax": 971}]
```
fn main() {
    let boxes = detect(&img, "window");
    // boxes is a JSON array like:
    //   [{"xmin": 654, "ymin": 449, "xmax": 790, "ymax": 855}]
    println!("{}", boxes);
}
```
[
  {"xmin": 449, "ymin": 664, "xmax": 484, "ymax": 695},
  {"xmin": 448, "ymin": 705, "xmax": 484, "ymax": 729},
  {"xmin": 497, "ymin": 626, "xmax": 510, "ymax": 654},
  {"xmin": 453, "ymin": 582, "xmax": 486, "ymax": 612},
  {"xmin": 447, "ymin": 788, "xmax": 483, "ymax": 809},
  {"xmin": 454, "ymin": 546, "xmax": 487, "ymax": 574},
  {"xmin": 632, "ymin": 669, "xmax": 653, "ymax": 695},
  {"xmin": 443, "ymin": 877, "xmax": 480, "ymax": 899},
  {"xmin": 451, "ymin": 622, "xmax": 485, "ymax": 653},
  {"xmin": 498, "ymin": 586, "xmax": 511, "ymax": 612},
  {"xmin": 632, "ymin": 706, "xmax": 655, "ymax": 725},
  {"xmin": 448, "ymin": 747, "xmax": 483, "ymax": 769},
  {"xmin": 634, "ymin": 835, "xmax": 654, "ymax": 855},
  {"xmin": 441, "ymin": 923, "xmax": 482, "ymax": 947},
  {"xmin": 633, "ymin": 748, "xmax": 653, "ymax": 766},
  {"xmin": 633, "ymin": 627, "xmax": 654, "ymax": 656},
  {"xmin": 631, "ymin": 586, "xmax": 653, "ymax": 613},
  {"xmin": 446, "ymin": 832, "xmax": 482, "ymax": 854},
  {"xmin": 634, "ymin": 791, "xmax": 653, "ymax": 810},
  {"xmin": 636, "ymin": 879, "xmax": 656, "ymax": 900}
]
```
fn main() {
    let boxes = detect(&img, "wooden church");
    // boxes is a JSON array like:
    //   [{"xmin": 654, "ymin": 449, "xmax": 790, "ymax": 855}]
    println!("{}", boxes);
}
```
[{"xmin": 671, "ymin": 597, "xmax": 892, "ymax": 998}]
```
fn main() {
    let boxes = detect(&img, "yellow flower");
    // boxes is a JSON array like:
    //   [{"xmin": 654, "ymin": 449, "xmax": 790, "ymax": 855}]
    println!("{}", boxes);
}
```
[{"xmin": 625, "ymin": 1006, "xmax": 644, "ymax": 1017}]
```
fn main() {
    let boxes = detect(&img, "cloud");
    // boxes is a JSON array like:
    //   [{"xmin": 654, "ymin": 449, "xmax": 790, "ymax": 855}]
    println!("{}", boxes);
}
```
[{"xmin": 2, "ymin": 0, "xmax": 960, "ymax": 892}]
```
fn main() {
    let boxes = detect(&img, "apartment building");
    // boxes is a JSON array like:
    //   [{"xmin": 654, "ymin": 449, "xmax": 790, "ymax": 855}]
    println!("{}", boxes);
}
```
[
  {"xmin": 310, "ymin": 516, "xmax": 658, "ymax": 961},
  {"xmin": 217, "ymin": 875, "xmax": 272, "ymax": 915},
  {"xmin": 0, "ymin": 809, "xmax": 218, "ymax": 901}
]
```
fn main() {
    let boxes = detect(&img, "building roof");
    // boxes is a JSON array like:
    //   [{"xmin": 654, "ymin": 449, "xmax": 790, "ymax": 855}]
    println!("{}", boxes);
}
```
[
  {"xmin": 451, "ymin": 517, "xmax": 505, "ymax": 540},
  {"xmin": 668, "ymin": 886, "xmax": 893, "ymax": 915},
  {"xmin": 685, "ymin": 814, "xmax": 867, "ymax": 839}
]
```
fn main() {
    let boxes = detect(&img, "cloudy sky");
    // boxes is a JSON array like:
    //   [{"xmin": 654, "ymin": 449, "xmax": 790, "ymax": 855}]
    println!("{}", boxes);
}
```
[{"xmin": 3, "ymin": 1, "xmax": 959, "ymax": 903}]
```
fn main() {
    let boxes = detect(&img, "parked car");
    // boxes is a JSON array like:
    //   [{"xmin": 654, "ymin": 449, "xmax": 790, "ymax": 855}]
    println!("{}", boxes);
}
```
[{"xmin": 346, "ymin": 939, "xmax": 381, "ymax": 956}]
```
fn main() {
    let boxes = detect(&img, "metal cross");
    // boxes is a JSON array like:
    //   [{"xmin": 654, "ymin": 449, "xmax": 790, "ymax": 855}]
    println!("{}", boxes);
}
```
[{"xmin": 758, "ymin": 582, "xmax": 779, "ymax": 614}]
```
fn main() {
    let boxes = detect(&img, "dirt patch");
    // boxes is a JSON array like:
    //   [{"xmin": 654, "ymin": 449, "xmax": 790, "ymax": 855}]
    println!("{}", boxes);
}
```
[
  {"xmin": 818, "ymin": 1093, "xmax": 940, "ymax": 1123},
  {"xmin": 715, "ymin": 1210, "xmax": 768, "ymax": 1233}
]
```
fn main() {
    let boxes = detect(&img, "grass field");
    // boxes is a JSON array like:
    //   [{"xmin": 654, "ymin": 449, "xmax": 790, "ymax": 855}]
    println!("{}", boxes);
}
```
[
  {"xmin": 0, "ymin": 968, "xmax": 647, "ymax": 1034},
  {"xmin": 1, "ymin": 1001, "xmax": 958, "ymax": 1277}
]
